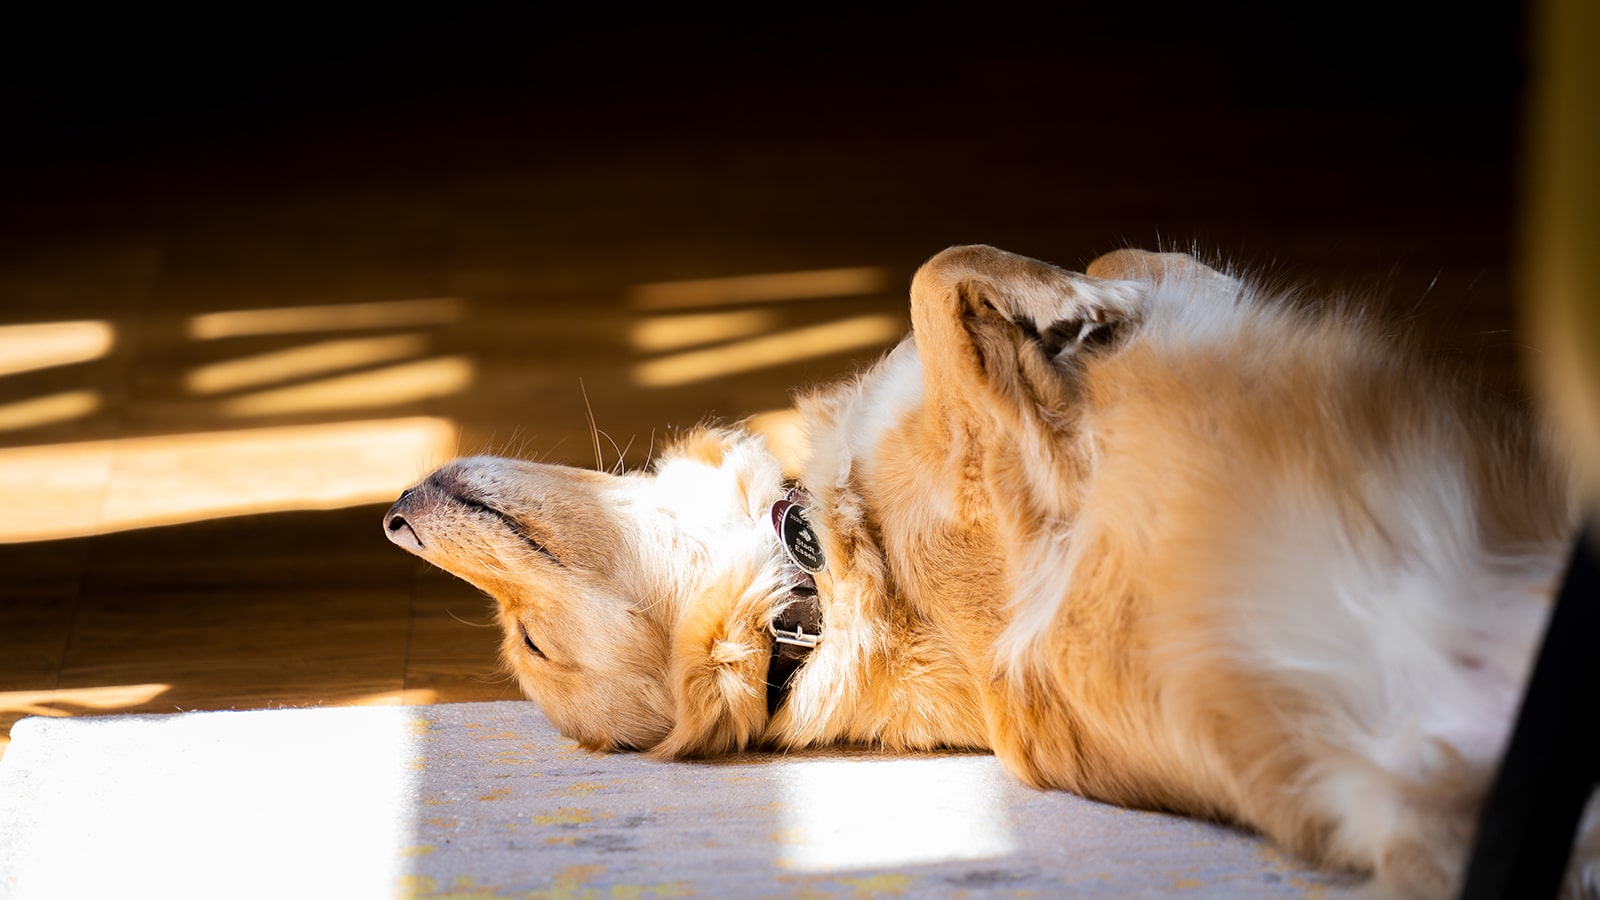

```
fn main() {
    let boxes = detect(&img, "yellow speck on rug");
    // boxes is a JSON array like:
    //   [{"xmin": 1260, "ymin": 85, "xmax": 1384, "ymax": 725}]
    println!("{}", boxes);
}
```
[
  {"xmin": 533, "ymin": 807, "xmax": 595, "ymax": 826},
  {"xmin": 838, "ymin": 873, "xmax": 913, "ymax": 896}
]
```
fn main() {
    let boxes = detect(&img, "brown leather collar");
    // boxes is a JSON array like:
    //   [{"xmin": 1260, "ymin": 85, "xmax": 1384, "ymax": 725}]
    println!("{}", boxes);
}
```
[{"xmin": 767, "ymin": 485, "xmax": 824, "ymax": 715}]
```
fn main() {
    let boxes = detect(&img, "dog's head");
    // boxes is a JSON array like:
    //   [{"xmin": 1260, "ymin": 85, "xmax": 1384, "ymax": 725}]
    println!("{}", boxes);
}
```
[{"xmin": 384, "ymin": 427, "xmax": 788, "ymax": 756}]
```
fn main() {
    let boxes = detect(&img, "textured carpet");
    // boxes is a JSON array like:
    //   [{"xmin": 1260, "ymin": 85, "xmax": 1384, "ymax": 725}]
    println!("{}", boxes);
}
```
[{"xmin": 0, "ymin": 701, "xmax": 1367, "ymax": 899}]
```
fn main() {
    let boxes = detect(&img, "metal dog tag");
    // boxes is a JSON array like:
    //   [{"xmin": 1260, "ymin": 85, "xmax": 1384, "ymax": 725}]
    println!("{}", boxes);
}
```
[{"xmin": 774, "ymin": 501, "xmax": 826, "ymax": 574}]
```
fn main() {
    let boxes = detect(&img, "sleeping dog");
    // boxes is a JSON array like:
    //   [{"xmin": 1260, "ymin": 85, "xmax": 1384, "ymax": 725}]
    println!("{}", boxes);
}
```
[{"xmin": 384, "ymin": 245, "xmax": 1578, "ymax": 897}]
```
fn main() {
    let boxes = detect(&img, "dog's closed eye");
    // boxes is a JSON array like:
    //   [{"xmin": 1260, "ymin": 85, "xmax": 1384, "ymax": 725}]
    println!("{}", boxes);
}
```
[
  {"xmin": 519, "ymin": 623, "xmax": 546, "ymax": 659},
  {"xmin": 457, "ymin": 495, "xmax": 563, "ymax": 565}
]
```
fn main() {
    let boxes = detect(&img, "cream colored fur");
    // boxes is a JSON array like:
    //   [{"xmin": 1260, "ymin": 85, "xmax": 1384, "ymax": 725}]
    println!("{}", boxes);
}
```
[{"xmin": 384, "ymin": 245, "xmax": 1579, "ymax": 897}]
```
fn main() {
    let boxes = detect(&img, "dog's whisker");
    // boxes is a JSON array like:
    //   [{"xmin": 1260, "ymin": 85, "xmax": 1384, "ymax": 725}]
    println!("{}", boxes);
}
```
[
  {"xmin": 579, "ymin": 378, "xmax": 604, "ymax": 473},
  {"xmin": 593, "ymin": 429, "xmax": 628, "ymax": 476},
  {"xmin": 443, "ymin": 608, "xmax": 499, "ymax": 628},
  {"xmin": 471, "ymin": 669, "xmax": 518, "ymax": 686},
  {"xmin": 612, "ymin": 434, "xmax": 638, "ymax": 476}
]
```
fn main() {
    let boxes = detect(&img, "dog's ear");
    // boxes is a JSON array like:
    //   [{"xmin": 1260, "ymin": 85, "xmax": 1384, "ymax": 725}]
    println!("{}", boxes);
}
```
[
  {"xmin": 649, "ymin": 563, "xmax": 776, "ymax": 759},
  {"xmin": 1086, "ymin": 248, "xmax": 1235, "ymax": 289},
  {"xmin": 909, "ymin": 245, "xmax": 1143, "ymax": 435}
]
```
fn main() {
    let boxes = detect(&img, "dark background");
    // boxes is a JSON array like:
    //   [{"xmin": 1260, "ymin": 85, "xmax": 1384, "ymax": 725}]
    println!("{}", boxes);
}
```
[{"xmin": 2, "ymin": 8, "xmax": 1527, "ymax": 259}]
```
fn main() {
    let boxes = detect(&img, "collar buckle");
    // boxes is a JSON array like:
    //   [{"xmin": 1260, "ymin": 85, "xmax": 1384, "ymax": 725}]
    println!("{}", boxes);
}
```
[{"xmin": 770, "ymin": 620, "xmax": 822, "ymax": 649}]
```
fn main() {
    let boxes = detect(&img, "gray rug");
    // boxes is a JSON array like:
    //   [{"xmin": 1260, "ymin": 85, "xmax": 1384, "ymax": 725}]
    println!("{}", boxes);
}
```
[{"xmin": 0, "ymin": 701, "xmax": 1367, "ymax": 899}]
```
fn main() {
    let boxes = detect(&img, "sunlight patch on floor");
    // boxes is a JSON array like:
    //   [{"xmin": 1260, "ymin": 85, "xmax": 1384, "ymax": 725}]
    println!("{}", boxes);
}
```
[
  {"xmin": 775, "ymin": 756, "xmax": 1017, "ymax": 872},
  {"xmin": 0, "ymin": 417, "xmax": 458, "ymax": 542},
  {"xmin": 633, "ymin": 315, "xmax": 902, "ymax": 388},
  {"xmin": 0, "ymin": 390, "xmax": 101, "ymax": 432},
  {"xmin": 0, "ymin": 706, "xmax": 420, "ymax": 899},
  {"xmin": 188, "ymin": 334, "xmax": 433, "ymax": 394},
  {"xmin": 0, "ymin": 320, "xmax": 115, "ymax": 377},
  {"xmin": 353, "ymin": 688, "xmax": 440, "ymax": 706},
  {"xmin": 628, "ymin": 267, "xmax": 889, "ymax": 311},
  {"xmin": 219, "ymin": 356, "xmax": 473, "ymax": 417},
  {"xmin": 188, "ymin": 298, "xmax": 462, "ymax": 340},
  {"xmin": 0, "ymin": 683, "xmax": 172, "ymax": 721},
  {"xmin": 629, "ymin": 310, "xmax": 782, "ymax": 352}
]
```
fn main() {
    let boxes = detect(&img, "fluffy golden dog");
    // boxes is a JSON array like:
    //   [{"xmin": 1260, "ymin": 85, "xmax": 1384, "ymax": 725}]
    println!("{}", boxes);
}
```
[{"xmin": 385, "ymin": 245, "xmax": 1577, "ymax": 896}]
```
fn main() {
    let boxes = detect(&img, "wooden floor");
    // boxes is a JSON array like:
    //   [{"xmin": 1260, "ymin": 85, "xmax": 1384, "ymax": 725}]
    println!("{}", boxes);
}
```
[{"xmin": 0, "ymin": 11, "xmax": 1535, "ymax": 756}]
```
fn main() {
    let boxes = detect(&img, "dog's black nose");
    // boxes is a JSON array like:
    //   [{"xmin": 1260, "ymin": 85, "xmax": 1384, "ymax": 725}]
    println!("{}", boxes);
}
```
[{"xmin": 383, "ymin": 501, "xmax": 425, "ymax": 552}]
